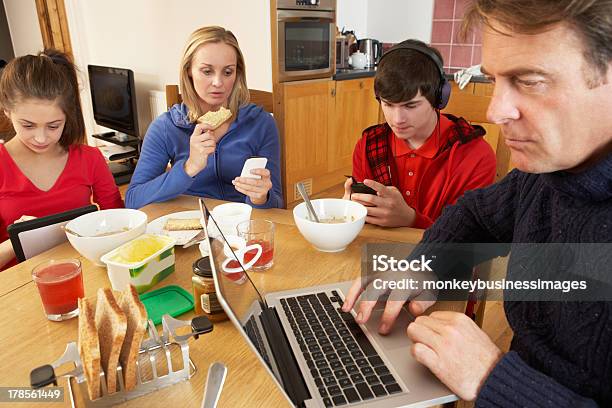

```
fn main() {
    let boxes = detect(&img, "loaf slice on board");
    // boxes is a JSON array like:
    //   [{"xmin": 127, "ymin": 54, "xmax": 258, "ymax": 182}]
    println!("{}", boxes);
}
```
[
  {"xmin": 94, "ymin": 288, "xmax": 127, "ymax": 394},
  {"xmin": 118, "ymin": 284, "xmax": 148, "ymax": 391},
  {"xmin": 78, "ymin": 297, "xmax": 101, "ymax": 400}
]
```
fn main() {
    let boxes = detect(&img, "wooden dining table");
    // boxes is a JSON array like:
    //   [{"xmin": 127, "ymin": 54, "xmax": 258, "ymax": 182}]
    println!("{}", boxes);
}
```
[{"xmin": 0, "ymin": 196, "xmax": 463, "ymax": 407}]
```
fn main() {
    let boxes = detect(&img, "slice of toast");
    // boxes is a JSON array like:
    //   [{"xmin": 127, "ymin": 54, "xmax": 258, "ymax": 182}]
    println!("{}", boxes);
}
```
[
  {"xmin": 95, "ymin": 288, "xmax": 127, "ymax": 394},
  {"xmin": 78, "ymin": 297, "xmax": 101, "ymax": 401},
  {"xmin": 163, "ymin": 218, "xmax": 203, "ymax": 231},
  {"xmin": 197, "ymin": 106, "xmax": 232, "ymax": 130},
  {"xmin": 118, "ymin": 284, "xmax": 148, "ymax": 391}
]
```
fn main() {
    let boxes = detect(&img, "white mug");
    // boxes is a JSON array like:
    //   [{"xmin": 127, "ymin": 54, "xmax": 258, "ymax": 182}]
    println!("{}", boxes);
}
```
[
  {"xmin": 221, "ymin": 235, "xmax": 262, "ymax": 273},
  {"xmin": 348, "ymin": 52, "xmax": 367, "ymax": 69},
  {"xmin": 207, "ymin": 203, "xmax": 252, "ymax": 238}
]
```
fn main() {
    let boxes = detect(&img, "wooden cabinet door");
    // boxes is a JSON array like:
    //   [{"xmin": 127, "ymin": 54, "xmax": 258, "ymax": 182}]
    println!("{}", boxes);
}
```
[
  {"xmin": 282, "ymin": 79, "xmax": 332, "ymax": 191},
  {"xmin": 328, "ymin": 78, "xmax": 379, "ymax": 172}
]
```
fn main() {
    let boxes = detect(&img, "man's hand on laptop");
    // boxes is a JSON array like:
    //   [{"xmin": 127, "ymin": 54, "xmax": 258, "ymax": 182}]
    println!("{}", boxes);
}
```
[
  {"xmin": 407, "ymin": 311, "xmax": 503, "ymax": 401},
  {"xmin": 342, "ymin": 275, "xmax": 436, "ymax": 335}
]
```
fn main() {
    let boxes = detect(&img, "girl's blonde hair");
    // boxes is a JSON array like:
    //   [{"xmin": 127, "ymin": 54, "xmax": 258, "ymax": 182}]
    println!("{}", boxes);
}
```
[{"xmin": 179, "ymin": 26, "xmax": 250, "ymax": 123}]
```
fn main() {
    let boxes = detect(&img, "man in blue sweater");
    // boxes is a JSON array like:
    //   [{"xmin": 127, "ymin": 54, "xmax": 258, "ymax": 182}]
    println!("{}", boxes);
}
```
[{"xmin": 343, "ymin": 0, "xmax": 612, "ymax": 405}]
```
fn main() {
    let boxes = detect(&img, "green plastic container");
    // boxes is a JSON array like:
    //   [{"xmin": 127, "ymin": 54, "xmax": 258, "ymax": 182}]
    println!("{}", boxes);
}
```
[{"xmin": 139, "ymin": 285, "xmax": 194, "ymax": 325}]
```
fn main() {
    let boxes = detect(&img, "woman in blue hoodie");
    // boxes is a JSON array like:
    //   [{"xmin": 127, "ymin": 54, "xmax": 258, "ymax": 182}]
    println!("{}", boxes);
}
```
[{"xmin": 126, "ymin": 26, "xmax": 283, "ymax": 209}]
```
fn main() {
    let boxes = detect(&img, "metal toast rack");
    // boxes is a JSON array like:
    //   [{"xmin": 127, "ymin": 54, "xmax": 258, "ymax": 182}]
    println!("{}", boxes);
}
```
[{"xmin": 30, "ymin": 314, "xmax": 213, "ymax": 407}]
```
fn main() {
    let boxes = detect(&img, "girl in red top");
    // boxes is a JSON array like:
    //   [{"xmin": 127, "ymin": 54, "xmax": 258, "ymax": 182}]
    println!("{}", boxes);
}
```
[
  {"xmin": 343, "ymin": 40, "xmax": 496, "ymax": 228},
  {"xmin": 0, "ymin": 50, "xmax": 124, "ymax": 270}
]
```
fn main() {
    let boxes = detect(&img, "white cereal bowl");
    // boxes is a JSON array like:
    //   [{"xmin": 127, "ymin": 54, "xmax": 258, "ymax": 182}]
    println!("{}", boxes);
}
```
[
  {"xmin": 293, "ymin": 199, "xmax": 367, "ymax": 252},
  {"xmin": 64, "ymin": 209, "xmax": 147, "ymax": 266}
]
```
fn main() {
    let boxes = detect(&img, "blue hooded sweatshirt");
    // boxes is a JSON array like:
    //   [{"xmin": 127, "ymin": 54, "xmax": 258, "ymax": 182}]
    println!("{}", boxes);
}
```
[{"xmin": 125, "ymin": 103, "xmax": 283, "ymax": 209}]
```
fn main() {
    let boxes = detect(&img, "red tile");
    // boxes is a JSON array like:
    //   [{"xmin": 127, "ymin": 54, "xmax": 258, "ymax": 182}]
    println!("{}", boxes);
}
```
[
  {"xmin": 433, "ymin": 0, "xmax": 455, "ymax": 19},
  {"xmin": 449, "ymin": 45, "xmax": 473, "ymax": 68},
  {"xmin": 382, "ymin": 43, "xmax": 395, "ymax": 53},
  {"xmin": 431, "ymin": 21, "xmax": 452, "ymax": 44},
  {"xmin": 454, "ymin": 0, "xmax": 471, "ymax": 18},
  {"xmin": 472, "ymin": 46, "xmax": 482, "ymax": 65},
  {"xmin": 432, "ymin": 44, "xmax": 451, "ymax": 68},
  {"xmin": 473, "ymin": 28, "xmax": 483, "ymax": 45},
  {"xmin": 452, "ymin": 20, "xmax": 472, "ymax": 45}
]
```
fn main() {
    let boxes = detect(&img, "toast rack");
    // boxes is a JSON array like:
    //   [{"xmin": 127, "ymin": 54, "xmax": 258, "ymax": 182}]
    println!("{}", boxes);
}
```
[{"xmin": 30, "ymin": 314, "xmax": 213, "ymax": 407}]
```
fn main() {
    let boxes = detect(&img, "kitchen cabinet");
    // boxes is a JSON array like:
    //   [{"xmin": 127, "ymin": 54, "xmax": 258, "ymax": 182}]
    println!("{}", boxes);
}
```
[
  {"xmin": 329, "ymin": 79, "xmax": 380, "ymax": 172},
  {"xmin": 442, "ymin": 81, "xmax": 513, "ymax": 182},
  {"xmin": 278, "ymin": 77, "xmax": 380, "ymax": 206}
]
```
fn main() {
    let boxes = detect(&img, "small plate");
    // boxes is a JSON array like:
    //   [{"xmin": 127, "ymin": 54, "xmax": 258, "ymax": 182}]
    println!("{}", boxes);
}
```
[{"xmin": 146, "ymin": 210, "xmax": 202, "ymax": 246}]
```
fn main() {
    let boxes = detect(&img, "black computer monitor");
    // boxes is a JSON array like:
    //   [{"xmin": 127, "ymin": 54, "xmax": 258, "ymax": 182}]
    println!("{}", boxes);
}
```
[{"xmin": 88, "ymin": 65, "xmax": 139, "ymax": 137}]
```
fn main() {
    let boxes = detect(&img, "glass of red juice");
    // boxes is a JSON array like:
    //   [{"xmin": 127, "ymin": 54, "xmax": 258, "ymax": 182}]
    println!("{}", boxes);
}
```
[
  {"xmin": 237, "ymin": 219, "xmax": 275, "ymax": 271},
  {"xmin": 31, "ymin": 259, "xmax": 84, "ymax": 321}
]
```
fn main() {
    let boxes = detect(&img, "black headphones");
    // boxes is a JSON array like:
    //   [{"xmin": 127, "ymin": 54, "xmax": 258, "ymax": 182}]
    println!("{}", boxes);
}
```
[{"xmin": 378, "ymin": 41, "xmax": 451, "ymax": 110}]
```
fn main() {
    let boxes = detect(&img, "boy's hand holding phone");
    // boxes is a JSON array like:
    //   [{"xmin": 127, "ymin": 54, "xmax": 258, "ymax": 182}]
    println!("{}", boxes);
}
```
[{"xmin": 344, "ymin": 177, "xmax": 416, "ymax": 227}]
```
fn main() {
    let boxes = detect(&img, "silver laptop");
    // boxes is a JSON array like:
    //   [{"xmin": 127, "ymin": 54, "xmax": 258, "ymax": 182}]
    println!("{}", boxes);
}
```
[{"xmin": 202, "ymin": 201, "xmax": 456, "ymax": 407}]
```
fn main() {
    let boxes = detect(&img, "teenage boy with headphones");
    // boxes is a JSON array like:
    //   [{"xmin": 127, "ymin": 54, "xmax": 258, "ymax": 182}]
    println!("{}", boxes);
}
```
[{"xmin": 343, "ymin": 39, "xmax": 496, "ymax": 228}]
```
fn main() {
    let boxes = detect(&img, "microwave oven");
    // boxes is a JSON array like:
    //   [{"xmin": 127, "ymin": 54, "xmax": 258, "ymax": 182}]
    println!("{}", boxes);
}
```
[
  {"xmin": 336, "ymin": 36, "xmax": 350, "ymax": 69},
  {"xmin": 276, "ymin": 0, "xmax": 336, "ymax": 82}
]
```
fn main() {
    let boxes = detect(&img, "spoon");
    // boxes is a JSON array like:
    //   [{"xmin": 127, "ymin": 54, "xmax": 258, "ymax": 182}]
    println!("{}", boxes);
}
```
[
  {"xmin": 296, "ymin": 182, "xmax": 320, "ymax": 223},
  {"xmin": 61, "ymin": 225, "xmax": 83, "ymax": 237},
  {"xmin": 201, "ymin": 362, "xmax": 227, "ymax": 408}
]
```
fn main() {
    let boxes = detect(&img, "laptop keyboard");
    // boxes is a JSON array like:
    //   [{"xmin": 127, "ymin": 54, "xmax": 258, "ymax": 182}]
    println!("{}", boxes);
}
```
[
  {"xmin": 280, "ymin": 291, "xmax": 402, "ymax": 407},
  {"xmin": 245, "ymin": 315, "xmax": 271, "ymax": 366}
]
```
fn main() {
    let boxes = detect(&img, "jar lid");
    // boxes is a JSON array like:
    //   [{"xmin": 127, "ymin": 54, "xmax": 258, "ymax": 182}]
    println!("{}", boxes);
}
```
[{"xmin": 193, "ymin": 256, "xmax": 213, "ymax": 278}]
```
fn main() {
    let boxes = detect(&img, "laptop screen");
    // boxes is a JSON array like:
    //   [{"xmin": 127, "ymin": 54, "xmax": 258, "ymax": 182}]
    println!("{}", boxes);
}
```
[{"xmin": 201, "ymin": 201, "xmax": 266, "ymax": 324}]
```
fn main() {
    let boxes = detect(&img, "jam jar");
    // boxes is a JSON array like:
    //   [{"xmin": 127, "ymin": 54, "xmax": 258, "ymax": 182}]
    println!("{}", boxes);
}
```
[{"xmin": 192, "ymin": 256, "xmax": 227, "ymax": 322}]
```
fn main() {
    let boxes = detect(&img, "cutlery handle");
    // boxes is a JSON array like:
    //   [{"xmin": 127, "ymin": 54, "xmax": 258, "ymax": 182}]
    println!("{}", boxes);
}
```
[
  {"xmin": 201, "ymin": 362, "xmax": 227, "ymax": 408},
  {"xmin": 296, "ymin": 182, "xmax": 320, "ymax": 222}
]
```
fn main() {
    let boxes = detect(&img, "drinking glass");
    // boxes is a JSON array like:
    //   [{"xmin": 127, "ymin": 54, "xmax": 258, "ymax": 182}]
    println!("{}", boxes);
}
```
[
  {"xmin": 236, "ymin": 220, "xmax": 275, "ymax": 271},
  {"xmin": 32, "ymin": 259, "xmax": 84, "ymax": 321}
]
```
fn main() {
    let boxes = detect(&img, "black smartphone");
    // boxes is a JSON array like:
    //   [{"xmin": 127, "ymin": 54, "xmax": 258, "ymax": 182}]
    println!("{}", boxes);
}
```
[{"xmin": 350, "ymin": 182, "xmax": 377, "ymax": 195}]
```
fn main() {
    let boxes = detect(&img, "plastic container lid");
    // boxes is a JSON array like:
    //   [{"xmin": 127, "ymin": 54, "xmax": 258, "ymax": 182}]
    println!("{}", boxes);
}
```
[{"xmin": 139, "ymin": 285, "xmax": 194, "ymax": 325}]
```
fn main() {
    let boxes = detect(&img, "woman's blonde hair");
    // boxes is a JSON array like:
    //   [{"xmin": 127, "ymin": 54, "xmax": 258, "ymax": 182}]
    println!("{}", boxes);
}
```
[{"xmin": 179, "ymin": 26, "xmax": 250, "ymax": 123}]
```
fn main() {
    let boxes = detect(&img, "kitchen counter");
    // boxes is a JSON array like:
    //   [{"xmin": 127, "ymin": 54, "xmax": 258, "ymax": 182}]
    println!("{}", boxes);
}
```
[
  {"xmin": 445, "ymin": 73, "xmax": 491, "ymax": 83},
  {"xmin": 333, "ymin": 67, "xmax": 376, "ymax": 80},
  {"xmin": 333, "ymin": 67, "xmax": 491, "ymax": 83}
]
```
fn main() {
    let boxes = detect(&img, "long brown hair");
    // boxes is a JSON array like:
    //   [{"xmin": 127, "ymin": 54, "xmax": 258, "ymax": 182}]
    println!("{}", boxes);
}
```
[
  {"xmin": 0, "ymin": 49, "xmax": 86, "ymax": 147},
  {"xmin": 179, "ymin": 26, "xmax": 250, "ymax": 123},
  {"xmin": 462, "ymin": 0, "xmax": 612, "ymax": 86}
]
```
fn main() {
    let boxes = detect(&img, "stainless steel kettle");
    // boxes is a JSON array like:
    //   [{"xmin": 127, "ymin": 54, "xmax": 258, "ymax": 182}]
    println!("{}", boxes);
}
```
[{"xmin": 358, "ymin": 38, "xmax": 382, "ymax": 67}]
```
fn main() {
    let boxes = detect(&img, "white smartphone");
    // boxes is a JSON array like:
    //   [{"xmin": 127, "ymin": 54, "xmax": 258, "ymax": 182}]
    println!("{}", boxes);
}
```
[{"xmin": 240, "ymin": 157, "xmax": 268, "ymax": 179}]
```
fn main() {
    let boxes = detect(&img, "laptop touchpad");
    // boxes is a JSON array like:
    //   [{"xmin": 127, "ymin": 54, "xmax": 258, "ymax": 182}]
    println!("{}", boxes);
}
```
[{"xmin": 364, "ymin": 306, "xmax": 415, "ymax": 350}]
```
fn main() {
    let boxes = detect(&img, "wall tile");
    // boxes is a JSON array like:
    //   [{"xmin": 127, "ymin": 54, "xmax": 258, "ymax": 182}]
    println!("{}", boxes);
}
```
[
  {"xmin": 451, "ymin": 20, "xmax": 471, "ymax": 45},
  {"xmin": 473, "ymin": 27, "xmax": 482, "ymax": 44},
  {"xmin": 450, "ymin": 45, "xmax": 472, "ymax": 67},
  {"xmin": 433, "ymin": 0, "xmax": 455, "ymax": 19},
  {"xmin": 431, "ymin": 21, "xmax": 452, "ymax": 43},
  {"xmin": 432, "ymin": 0, "xmax": 483, "ymax": 69},
  {"xmin": 454, "ymin": 0, "xmax": 471, "ymax": 19},
  {"xmin": 432, "ymin": 44, "xmax": 451, "ymax": 68},
  {"xmin": 471, "ymin": 45, "xmax": 482, "ymax": 65}
]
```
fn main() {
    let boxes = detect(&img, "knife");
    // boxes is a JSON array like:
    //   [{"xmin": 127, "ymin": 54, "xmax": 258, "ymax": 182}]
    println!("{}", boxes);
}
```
[
  {"xmin": 182, "ymin": 229, "xmax": 207, "ymax": 248},
  {"xmin": 183, "ymin": 199, "xmax": 208, "ymax": 248}
]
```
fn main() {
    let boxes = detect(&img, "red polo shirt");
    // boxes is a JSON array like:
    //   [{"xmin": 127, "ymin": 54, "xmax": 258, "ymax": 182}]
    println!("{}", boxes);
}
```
[{"xmin": 352, "ymin": 115, "xmax": 496, "ymax": 228}]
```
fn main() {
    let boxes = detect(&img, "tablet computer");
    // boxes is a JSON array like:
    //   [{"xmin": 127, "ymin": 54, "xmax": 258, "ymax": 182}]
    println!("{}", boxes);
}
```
[{"xmin": 8, "ymin": 205, "xmax": 98, "ymax": 262}]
